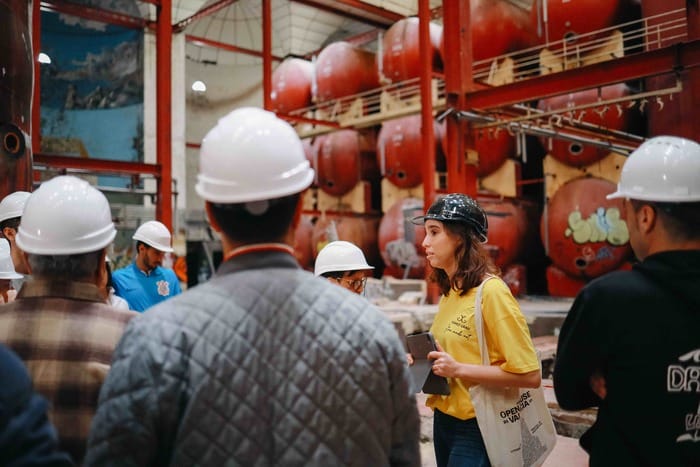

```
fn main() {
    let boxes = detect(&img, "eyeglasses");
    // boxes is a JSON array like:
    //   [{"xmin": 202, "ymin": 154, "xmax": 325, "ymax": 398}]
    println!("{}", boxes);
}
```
[{"xmin": 335, "ymin": 277, "xmax": 367, "ymax": 292}]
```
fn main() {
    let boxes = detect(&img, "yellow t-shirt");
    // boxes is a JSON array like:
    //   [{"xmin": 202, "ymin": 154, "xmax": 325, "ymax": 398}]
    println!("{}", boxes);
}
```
[{"xmin": 427, "ymin": 278, "xmax": 539, "ymax": 420}]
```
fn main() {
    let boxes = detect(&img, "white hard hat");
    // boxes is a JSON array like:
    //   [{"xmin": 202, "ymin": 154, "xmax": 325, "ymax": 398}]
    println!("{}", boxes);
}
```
[
  {"xmin": 133, "ymin": 220, "xmax": 174, "ymax": 253},
  {"xmin": 196, "ymin": 107, "xmax": 315, "ymax": 203},
  {"xmin": 607, "ymin": 135, "xmax": 700, "ymax": 202},
  {"xmin": 0, "ymin": 191, "xmax": 31, "ymax": 223},
  {"xmin": 16, "ymin": 176, "xmax": 116, "ymax": 255},
  {"xmin": 0, "ymin": 239, "xmax": 22, "ymax": 279},
  {"xmin": 314, "ymin": 240, "xmax": 374, "ymax": 276}
]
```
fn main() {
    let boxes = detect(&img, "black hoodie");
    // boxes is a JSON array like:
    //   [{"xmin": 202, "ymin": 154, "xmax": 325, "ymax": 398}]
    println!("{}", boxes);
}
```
[{"xmin": 554, "ymin": 250, "xmax": 700, "ymax": 467}]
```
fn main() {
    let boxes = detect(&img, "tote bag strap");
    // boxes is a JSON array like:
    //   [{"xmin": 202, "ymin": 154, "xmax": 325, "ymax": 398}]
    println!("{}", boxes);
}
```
[{"xmin": 474, "ymin": 275, "xmax": 497, "ymax": 366}]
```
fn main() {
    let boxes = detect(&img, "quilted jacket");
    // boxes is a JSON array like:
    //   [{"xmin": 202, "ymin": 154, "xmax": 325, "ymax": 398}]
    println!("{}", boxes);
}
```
[{"xmin": 85, "ymin": 250, "xmax": 420, "ymax": 466}]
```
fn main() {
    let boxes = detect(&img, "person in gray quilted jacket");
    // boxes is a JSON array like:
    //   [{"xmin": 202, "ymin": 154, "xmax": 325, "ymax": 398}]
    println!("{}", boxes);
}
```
[{"xmin": 85, "ymin": 107, "xmax": 421, "ymax": 467}]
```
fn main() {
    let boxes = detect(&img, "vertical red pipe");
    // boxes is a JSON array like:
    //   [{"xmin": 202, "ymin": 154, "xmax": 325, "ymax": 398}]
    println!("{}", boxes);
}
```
[
  {"xmin": 262, "ymin": 0, "xmax": 272, "ymax": 110},
  {"xmin": 155, "ymin": 0, "xmax": 173, "ymax": 230},
  {"xmin": 689, "ymin": 0, "xmax": 699, "ymax": 40},
  {"xmin": 419, "ymin": 0, "xmax": 442, "ymax": 304},
  {"xmin": 31, "ymin": 0, "xmax": 41, "ymax": 169},
  {"xmin": 442, "ymin": 0, "xmax": 477, "ymax": 197},
  {"xmin": 419, "ymin": 0, "xmax": 435, "ymax": 211}
]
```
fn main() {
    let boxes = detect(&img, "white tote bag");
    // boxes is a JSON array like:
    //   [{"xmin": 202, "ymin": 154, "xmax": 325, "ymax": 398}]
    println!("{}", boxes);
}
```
[{"xmin": 469, "ymin": 277, "xmax": 557, "ymax": 467}]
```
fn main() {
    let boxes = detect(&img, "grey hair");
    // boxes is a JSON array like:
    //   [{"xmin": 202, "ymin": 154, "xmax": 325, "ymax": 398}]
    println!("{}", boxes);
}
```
[{"xmin": 27, "ymin": 250, "xmax": 104, "ymax": 280}]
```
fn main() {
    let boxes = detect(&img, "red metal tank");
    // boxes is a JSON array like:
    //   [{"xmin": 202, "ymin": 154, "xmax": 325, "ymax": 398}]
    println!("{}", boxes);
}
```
[
  {"xmin": 378, "ymin": 115, "xmax": 444, "ymax": 189},
  {"xmin": 314, "ymin": 129, "xmax": 379, "ymax": 196},
  {"xmin": 545, "ymin": 265, "xmax": 587, "ymax": 297},
  {"xmin": 0, "ymin": 0, "xmax": 34, "ymax": 196},
  {"xmin": 537, "ymin": 83, "xmax": 641, "ymax": 167},
  {"xmin": 381, "ymin": 17, "xmax": 443, "ymax": 83},
  {"xmin": 542, "ymin": 177, "xmax": 631, "ymax": 279},
  {"xmin": 270, "ymin": 58, "xmax": 314, "ymax": 114},
  {"xmin": 294, "ymin": 214, "xmax": 315, "ymax": 271},
  {"xmin": 439, "ymin": 124, "xmax": 515, "ymax": 177},
  {"xmin": 378, "ymin": 197, "xmax": 427, "ymax": 279},
  {"xmin": 311, "ymin": 214, "xmax": 381, "ymax": 273},
  {"xmin": 530, "ymin": 0, "xmax": 626, "ymax": 46},
  {"xmin": 314, "ymin": 42, "xmax": 380, "ymax": 103},
  {"xmin": 440, "ymin": 0, "xmax": 537, "ymax": 62},
  {"xmin": 480, "ymin": 198, "xmax": 528, "ymax": 269}
]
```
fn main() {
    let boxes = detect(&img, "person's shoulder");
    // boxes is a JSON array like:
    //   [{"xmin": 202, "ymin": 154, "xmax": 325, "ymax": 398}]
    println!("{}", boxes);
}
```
[
  {"xmin": 92, "ymin": 301, "xmax": 139, "ymax": 322},
  {"xmin": 584, "ymin": 268, "xmax": 642, "ymax": 294}
]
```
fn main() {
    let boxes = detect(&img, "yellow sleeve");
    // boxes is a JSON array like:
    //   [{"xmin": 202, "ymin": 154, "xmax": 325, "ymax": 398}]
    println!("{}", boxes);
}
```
[{"xmin": 481, "ymin": 279, "xmax": 540, "ymax": 374}]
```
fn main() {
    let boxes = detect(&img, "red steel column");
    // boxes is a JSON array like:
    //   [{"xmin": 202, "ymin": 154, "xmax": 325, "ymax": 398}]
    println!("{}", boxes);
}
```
[
  {"xmin": 262, "ymin": 0, "xmax": 272, "ymax": 110},
  {"xmin": 442, "ymin": 0, "xmax": 477, "ymax": 197},
  {"xmin": 31, "ymin": 0, "xmax": 41, "ymax": 163},
  {"xmin": 155, "ymin": 0, "xmax": 173, "ymax": 230},
  {"xmin": 690, "ymin": 0, "xmax": 699, "ymax": 40},
  {"xmin": 419, "ymin": 0, "xmax": 436, "ymax": 211}
]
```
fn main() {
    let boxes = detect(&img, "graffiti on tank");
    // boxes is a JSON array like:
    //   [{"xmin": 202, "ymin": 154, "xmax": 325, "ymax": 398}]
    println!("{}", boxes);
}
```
[
  {"xmin": 564, "ymin": 207, "xmax": 629, "ymax": 245},
  {"xmin": 667, "ymin": 349, "xmax": 700, "ymax": 444}
]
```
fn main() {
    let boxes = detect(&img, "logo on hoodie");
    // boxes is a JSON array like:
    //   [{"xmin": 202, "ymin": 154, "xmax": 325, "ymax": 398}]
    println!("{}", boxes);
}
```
[{"xmin": 668, "ymin": 349, "xmax": 700, "ymax": 443}]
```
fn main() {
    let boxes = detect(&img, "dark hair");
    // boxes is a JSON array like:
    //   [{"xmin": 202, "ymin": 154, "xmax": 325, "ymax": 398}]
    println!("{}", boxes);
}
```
[
  {"xmin": 430, "ymin": 221, "xmax": 500, "ymax": 296},
  {"xmin": 630, "ymin": 200, "xmax": 700, "ymax": 241},
  {"xmin": 207, "ymin": 194, "xmax": 300, "ymax": 243},
  {"xmin": 27, "ymin": 250, "xmax": 103, "ymax": 281},
  {"xmin": 321, "ymin": 270, "xmax": 347, "ymax": 280},
  {"xmin": 0, "ymin": 218, "xmax": 20, "ymax": 238},
  {"xmin": 105, "ymin": 261, "xmax": 114, "ymax": 289}
]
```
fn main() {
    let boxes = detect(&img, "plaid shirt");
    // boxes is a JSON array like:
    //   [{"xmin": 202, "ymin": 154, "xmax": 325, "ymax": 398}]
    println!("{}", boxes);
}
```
[{"xmin": 0, "ymin": 279, "xmax": 137, "ymax": 465}]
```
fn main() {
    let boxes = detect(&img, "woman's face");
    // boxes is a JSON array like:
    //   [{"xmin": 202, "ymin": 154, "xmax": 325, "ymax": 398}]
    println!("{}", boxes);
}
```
[{"xmin": 422, "ymin": 219, "xmax": 459, "ymax": 277}]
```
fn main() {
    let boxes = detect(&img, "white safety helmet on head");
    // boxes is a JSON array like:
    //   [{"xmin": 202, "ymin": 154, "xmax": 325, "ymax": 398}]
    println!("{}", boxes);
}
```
[
  {"xmin": 314, "ymin": 240, "xmax": 375, "ymax": 276},
  {"xmin": 16, "ymin": 176, "xmax": 116, "ymax": 255},
  {"xmin": 607, "ymin": 135, "xmax": 700, "ymax": 202},
  {"xmin": 196, "ymin": 107, "xmax": 315, "ymax": 204},
  {"xmin": 0, "ymin": 239, "xmax": 22, "ymax": 279},
  {"xmin": 132, "ymin": 220, "xmax": 174, "ymax": 253},
  {"xmin": 0, "ymin": 191, "xmax": 31, "ymax": 224}
]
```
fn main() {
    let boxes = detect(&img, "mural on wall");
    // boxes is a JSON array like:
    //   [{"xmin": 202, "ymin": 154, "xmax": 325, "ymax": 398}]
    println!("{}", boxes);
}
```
[{"xmin": 39, "ymin": 6, "xmax": 143, "ymax": 188}]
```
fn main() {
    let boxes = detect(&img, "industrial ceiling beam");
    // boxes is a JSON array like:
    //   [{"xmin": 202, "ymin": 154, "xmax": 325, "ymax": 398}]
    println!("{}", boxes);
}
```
[
  {"xmin": 40, "ymin": 0, "xmax": 152, "ymax": 30},
  {"xmin": 186, "ymin": 34, "xmax": 284, "ymax": 61},
  {"xmin": 34, "ymin": 154, "xmax": 160, "ymax": 176},
  {"xmin": 466, "ymin": 39, "xmax": 700, "ymax": 111},
  {"xmin": 173, "ymin": 0, "xmax": 239, "ymax": 33},
  {"xmin": 290, "ymin": 0, "xmax": 403, "ymax": 29}
]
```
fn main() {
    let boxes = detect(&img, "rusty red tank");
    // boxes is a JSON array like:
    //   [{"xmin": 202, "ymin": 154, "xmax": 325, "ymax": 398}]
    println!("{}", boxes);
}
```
[
  {"xmin": 542, "ymin": 177, "xmax": 631, "ymax": 279},
  {"xmin": 480, "ymin": 198, "xmax": 528, "ymax": 269},
  {"xmin": 311, "ymin": 213, "xmax": 381, "ymax": 273},
  {"xmin": 440, "ymin": 0, "xmax": 537, "ymax": 62},
  {"xmin": 270, "ymin": 58, "xmax": 314, "ymax": 114},
  {"xmin": 545, "ymin": 265, "xmax": 587, "ymax": 297},
  {"xmin": 378, "ymin": 197, "xmax": 427, "ymax": 279},
  {"xmin": 378, "ymin": 115, "xmax": 444, "ymax": 189},
  {"xmin": 0, "ymin": 0, "xmax": 34, "ymax": 196},
  {"xmin": 381, "ymin": 17, "xmax": 443, "ymax": 83},
  {"xmin": 314, "ymin": 42, "xmax": 379, "ymax": 103},
  {"xmin": 530, "ymin": 0, "xmax": 626, "ymax": 46},
  {"xmin": 537, "ymin": 83, "xmax": 641, "ymax": 167},
  {"xmin": 314, "ymin": 129, "xmax": 379, "ymax": 196},
  {"xmin": 439, "ymin": 124, "xmax": 515, "ymax": 177}
]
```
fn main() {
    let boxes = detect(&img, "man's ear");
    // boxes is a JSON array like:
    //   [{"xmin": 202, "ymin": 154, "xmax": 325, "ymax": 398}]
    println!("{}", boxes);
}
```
[
  {"xmin": 205, "ymin": 202, "xmax": 222, "ymax": 233},
  {"xmin": 291, "ymin": 195, "xmax": 304, "ymax": 231},
  {"xmin": 637, "ymin": 204, "xmax": 657, "ymax": 234},
  {"xmin": 96, "ymin": 249, "xmax": 108, "ymax": 285}
]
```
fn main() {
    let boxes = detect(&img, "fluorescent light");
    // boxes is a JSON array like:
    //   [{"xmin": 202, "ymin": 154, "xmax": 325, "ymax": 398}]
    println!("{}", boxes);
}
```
[
  {"xmin": 38, "ymin": 52, "xmax": 51, "ymax": 64},
  {"xmin": 191, "ymin": 80, "xmax": 206, "ymax": 92}
]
